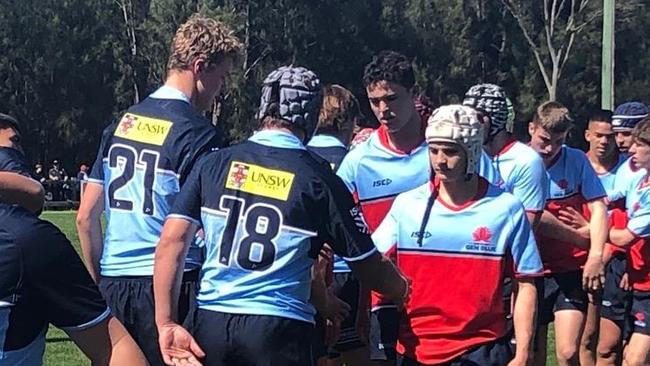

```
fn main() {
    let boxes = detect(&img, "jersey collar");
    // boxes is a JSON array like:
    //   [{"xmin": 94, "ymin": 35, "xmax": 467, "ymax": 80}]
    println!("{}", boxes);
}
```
[
  {"xmin": 149, "ymin": 86, "xmax": 191, "ymax": 104},
  {"xmin": 249, "ymin": 129, "xmax": 306, "ymax": 150},
  {"xmin": 376, "ymin": 125, "xmax": 426, "ymax": 155},
  {"xmin": 307, "ymin": 134, "xmax": 346, "ymax": 149},
  {"xmin": 495, "ymin": 137, "xmax": 518, "ymax": 157}
]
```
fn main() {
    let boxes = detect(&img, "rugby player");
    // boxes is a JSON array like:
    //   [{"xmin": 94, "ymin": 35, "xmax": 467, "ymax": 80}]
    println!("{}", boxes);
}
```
[
  {"xmin": 0, "ymin": 113, "xmax": 44, "ymax": 213},
  {"xmin": 608, "ymin": 116, "xmax": 650, "ymax": 366},
  {"xmin": 372, "ymin": 104, "xmax": 542, "ymax": 365},
  {"xmin": 76, "ymin": 14, "xmax": 242, "ymax": 365},
  {"xmin": 154, "ymin": 65, "xmax": 410, "ymax": 366},
  {"xmin": 337, "ymin": 50, "xmax": 430, "ymax": 365},
  {"xmin": 528, "ymin": 101, "xmax": 607, "ymax": 366},
  {"xmin": 307, "ymin": 84, "xmax": 373, "ymax": 365}
]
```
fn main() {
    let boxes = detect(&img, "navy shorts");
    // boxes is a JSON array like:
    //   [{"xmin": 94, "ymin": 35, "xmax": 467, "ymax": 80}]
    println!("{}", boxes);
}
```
[
  {"xmin": 192, "ymin": 309, "xmax": 314, "ymax": 366},
  {"xmin": 539, "ymin": 271, "xmax": 588, "ymax": 325},
  {"xmin": 601, "ymin": 253, "xmax": 632, "ymax": 329},
  {"xmin": 631, "ymin": 290, "xmax": 650, "ymax": 336},
  {"xmin": 369, "ymin": 307, "xmax": 399, "ymax": 361},
  {"xmin": 99, "ymin": 270, "xmax": 198, "ymax": 366},
  {"xmin": 397, "ymin": 336, "xmax": 514, "ymax": 366}
]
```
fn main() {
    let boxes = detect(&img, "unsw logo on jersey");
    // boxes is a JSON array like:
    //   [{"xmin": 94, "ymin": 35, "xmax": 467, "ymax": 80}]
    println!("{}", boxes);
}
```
[
  {"xmin": 465, "ymin": 227, "xmax": 496, "ymax": 253},
  {"xmin": 350, "ymin": 205, "xmax": 370, "ymax": 234},
  {"xmin": 114, "ymin": 113, "xmax": 172, "ymax": 146},
  {"xmin": 225, "ymin": 161, "xmax": 295, "ymax": 201}
]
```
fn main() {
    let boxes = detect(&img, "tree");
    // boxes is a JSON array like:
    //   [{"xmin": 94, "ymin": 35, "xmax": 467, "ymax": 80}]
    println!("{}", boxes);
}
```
[{"xmin": 499, "ymin": 0, "xmax": 599, "ymax": 101}]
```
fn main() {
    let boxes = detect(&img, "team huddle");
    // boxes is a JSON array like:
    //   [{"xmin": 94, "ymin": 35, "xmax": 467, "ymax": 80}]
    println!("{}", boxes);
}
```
[{"xmin": 1, "ymin": 12, "xmax": 650, "ymax": 366}]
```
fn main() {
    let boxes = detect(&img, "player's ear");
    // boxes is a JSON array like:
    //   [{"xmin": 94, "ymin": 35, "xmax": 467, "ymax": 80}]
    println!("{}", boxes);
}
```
[
  {"xmin": 192, "ymin": 58, "xmax": 207, "ymax": 75},
  {"xmin": 528, "ymin": 122, "xmax": 536, "ymax": 137}
]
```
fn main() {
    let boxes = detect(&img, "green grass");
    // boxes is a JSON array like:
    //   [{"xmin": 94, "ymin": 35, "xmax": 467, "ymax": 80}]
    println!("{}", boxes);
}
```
[{"xmin": 38, "ymin": 210, "xmax": 560, "ymax": 365}]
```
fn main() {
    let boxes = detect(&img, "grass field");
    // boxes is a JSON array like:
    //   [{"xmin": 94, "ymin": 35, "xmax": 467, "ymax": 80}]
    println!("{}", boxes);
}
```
[{"xmin": 39, "ymin": 210, "xmax": 559, "ymax": 365}]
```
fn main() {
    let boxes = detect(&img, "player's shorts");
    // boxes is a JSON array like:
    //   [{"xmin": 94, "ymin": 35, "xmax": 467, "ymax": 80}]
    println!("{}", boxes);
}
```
[
  {"xmin": 98, "ymin": 269, "xmax": 198, "ymax": 366},
  {"xmin": 630, "ymin": 290, "xmax": 650, "ymax": 336},
  {"xmin": 191, "ymin": 309, "xmax": 314, "ymax": 366},
  {"xmin": 539, "ymin": 271, "xmax": 588, "ymax": 325},
  {"xmin": 396, "ymin": 336, "xmax": 514, "ymax": 366},
  {"xmin": 312, "ymin": 272, "xmax": 365, "ymax": 360},
  {"xmin": 369, "ymin": 306, "xmax": 399, "ymax": 361},
  {"xmin": 601, "ymin": 253, "xmax": 632, "ymax": 329}
]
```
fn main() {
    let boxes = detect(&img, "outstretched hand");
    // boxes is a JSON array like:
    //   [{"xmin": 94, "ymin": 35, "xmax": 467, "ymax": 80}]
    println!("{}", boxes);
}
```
[{"xmin": 158, "ymin": 323, "xmax": 205, "ymax": 366}]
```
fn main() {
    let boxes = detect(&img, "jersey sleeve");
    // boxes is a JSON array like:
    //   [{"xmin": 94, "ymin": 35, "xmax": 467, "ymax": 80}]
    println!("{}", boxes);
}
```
[
  {"xmin": 628, "ymin": 192, "xmax": 650, "ymax": 238},
  {"xmin": 508, "ymin": 201, "xmax": 544, "ymax": 277},
  {"xmin": 512, "ymin": 158, "xmax": 547, "ymax": 212},
  {"xmin": 321, "ymin": 173, "xmax": 377, "ymax": 262},
  {"xmin": 371, "ymin": 202, "xmax": 399, "ymax": 254},
  {"xmin": 168, "ymin": 155, "xmax": 205, "ymax": 227},
  {"xmin": 23, "ymin": 220, "xmax": 110, "ymax": 331},
  {"xmin": 579, "ymin": 154, "xmax": 607, "ymax": 201},
  {"xmin": 87, "ymin": 123, "xmax": 114, "ymax": 185},
  {"xmin": 0, "ymin": 147, "xmax": 32, "ymax": 176}
]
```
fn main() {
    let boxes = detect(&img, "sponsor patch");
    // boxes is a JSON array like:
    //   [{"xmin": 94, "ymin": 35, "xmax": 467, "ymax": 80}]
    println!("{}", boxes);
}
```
[
  {"xmin": 114, "ymin": 113, "xmax": 172, "ymax": 146},
  {"xmin": 225, "ymin": 161, "xmax": 294, "ymax": 201},
  {"xmin": 350, "ymin": 205, "xmax": 370, "ymax": 234}
]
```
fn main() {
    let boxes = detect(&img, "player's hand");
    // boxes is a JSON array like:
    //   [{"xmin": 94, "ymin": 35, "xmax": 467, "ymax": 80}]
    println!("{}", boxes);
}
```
[
  {"xmin": 582, "ymin": 256, "xmax": 605, "ymax": 291},
  {"xmin": 620, "ymin": 272, "xmax": 631, "ymax": 291},
  {"xmin": 323, "ymin": 289, "xmax": 351, "ymax": 322},
  {"xmin": 158, "ymin": 322, "xmax": 205, "ymax": 366},
  {"xmin": 506, "ymin": 353, "xmax": 530, "ymax": 366},
  {"xmin": 324, "ymin": 318, "xmax": 341, "ymax": 346},
  {"xmin": 558, "ymin": 206, "xmax": 589, "ymax": 229}
]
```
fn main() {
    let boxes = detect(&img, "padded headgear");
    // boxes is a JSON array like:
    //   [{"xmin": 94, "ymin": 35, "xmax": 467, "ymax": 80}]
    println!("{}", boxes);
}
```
[
  {"xmin": 257, "ymin": 66, "xmax": 322, "ymax": 139},
  {"xmin": 425, "ymin": 105, "xmax": 484, "ymax": 176},
  {"xmin": 612, "ymin": 102, "xmax": 649, "ymax": 132},
  {"xmin": 463, "ymin": 83, "xmax": 509, "ymax": 138}
]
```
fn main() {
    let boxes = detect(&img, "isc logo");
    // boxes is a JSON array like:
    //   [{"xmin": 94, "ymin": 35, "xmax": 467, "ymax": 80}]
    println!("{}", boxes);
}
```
[{"xmin": 372, "ymin": 178, "xmax": 392, "ymax": 187}]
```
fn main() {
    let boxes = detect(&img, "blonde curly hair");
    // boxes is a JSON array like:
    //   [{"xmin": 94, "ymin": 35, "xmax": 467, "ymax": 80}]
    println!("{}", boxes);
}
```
[{"xmin": 167, "ymin": 13, "xmax": 243, "ymax": 71}]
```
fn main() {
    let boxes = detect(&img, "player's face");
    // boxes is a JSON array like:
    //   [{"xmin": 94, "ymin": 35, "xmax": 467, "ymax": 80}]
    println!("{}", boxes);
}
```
[
  {"xmin": 366, "ymin": 81, "xmax": 416, "ymax": 133},
  {"xmin": 616, "ymin": 131, "xmax": 634, "ymax": 154},
  {"xmin": 528, "ymin": 123, "xmax": 567, "ymax": 165},
  {"xmin": 195, "ymin": 57, "xmax": 234, "ymax": 112},
  {"xmin": 629, "ymin": 138, "xmax": 650, "ymax": 170},
  {"xmin": 0, "ymin": 126, "xmax": 23, "ymax": 154},
  {"xmin": 585, "ymin": 121, "xmax": 616, "ymax": 159},
  {"xmin": 429, "ymin": 142, "xmax": 467, "ymax": 182}
]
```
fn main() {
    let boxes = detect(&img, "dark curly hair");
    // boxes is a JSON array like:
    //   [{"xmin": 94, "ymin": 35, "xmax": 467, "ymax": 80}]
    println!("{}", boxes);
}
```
[{"xmin": 362, "ymin": 50, "xmax": 415, "ymax": 90}]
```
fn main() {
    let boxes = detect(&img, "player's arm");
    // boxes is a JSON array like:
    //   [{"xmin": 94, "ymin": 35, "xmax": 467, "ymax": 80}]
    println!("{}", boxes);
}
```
[
  {"xmin": 511, "ymin": 278, "xmax": 537, "ymax": 365},
  {"xmin": 583, "ymin": 198, "xmax": 607, "ymax": 290},
  {"xmin": 609, "ymin": 228, "xmax": 637, "ymax": 247},
  {"xmin": 66, "ymin": 316, "xmax": 149, "ymax": 366},
  {"xmin": 0, "ymin": 171, "xmax": 44, "ymax": 213},
  {"xmin": 76, "ymin": 182, "xmax": 105, "ymax": 282},
  {"xmin": 537, "ymin": 210, "xmax": 590, "ymax": 248},
  {"xmin": 347, "ymin": 253, "xmax": 409, "ymax": 306}
]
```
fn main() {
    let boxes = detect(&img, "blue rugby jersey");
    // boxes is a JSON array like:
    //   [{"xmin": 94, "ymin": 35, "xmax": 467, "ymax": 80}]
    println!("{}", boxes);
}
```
[
  {"xmin": 88, "ymin": 86, "xmax": 221, "ymax": 276},
  {"xmin": 487, "ymin": 139, "xmax": 548, "ymax": 213},
  {"xmin": 169, "ymin": 130, "xmax": 376, "ymax": 323},
  {"xmin": 609, "ymin": 156, "xmax": 647, "ymax": 203},
  {"xmin": 539, "ymin": 146, "xmax": 606, "ymax": 273},
  {"xmin": 372, "ymin": 178, "xmax": 543, "ymax": 364},
  {"xmin": 307, "ymin": 134, "xmax": 352, "ymax": 273},
  {"xmin": 0, "ymin": 204, "xmax": 109, "ymax": 365}
]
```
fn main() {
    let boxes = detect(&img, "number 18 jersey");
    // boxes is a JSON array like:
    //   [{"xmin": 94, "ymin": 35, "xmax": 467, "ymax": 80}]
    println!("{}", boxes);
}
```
[
  {"xmin": 170, "ymin": 130, "xmax": 377, "ymax": 323},
  {"xmin": 88, "ymin": 87, "xmax": 221, "ymax": 276}
]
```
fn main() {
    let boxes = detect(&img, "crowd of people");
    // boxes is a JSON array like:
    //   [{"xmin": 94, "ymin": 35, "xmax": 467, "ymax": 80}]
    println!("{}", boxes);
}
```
[{"xmin": 2, "ymin": 11, "xmax": 650, "ymax": 366}]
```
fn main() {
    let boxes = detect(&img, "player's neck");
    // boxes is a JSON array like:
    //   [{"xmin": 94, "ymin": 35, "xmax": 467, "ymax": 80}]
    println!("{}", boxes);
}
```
[
  {"xmin": 588, "ymin": 150, "xmax": 619, "ymax": 173},
  {"xmin": 163, "ymin": 72, "xmax": 196, "ymax": 106},
  {"xmin": 484, "ymin": 132, "xmax": 512, "ymax": 157},
  {"xmin": 438, "ymin": 174, "xmax": 478, "ymax": 207},
  {"xmin": 385, "ymin": 113, "xmax": 423, "ymax": 153}
]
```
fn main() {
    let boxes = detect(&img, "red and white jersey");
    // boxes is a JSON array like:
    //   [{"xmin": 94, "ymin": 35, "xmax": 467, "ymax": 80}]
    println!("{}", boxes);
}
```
[
  {"xmin": 488, "ymin": 138, "xmax": 547, "ymax": 213},
  {"xmin": 623, "ymin": 173, "xmax": 650, "ymax": 291},
  {"xmin": 337, "ymin": 125, "xmax": 430, "ymax": 232},
  {"xmin": 372, "ymin": 178, "xmax": 543, "ymax": 364},
  {"xmin": 609, "ymin": 156, "xmax": 647, "ymax": 203},
  {"xmin": 539, "ymin": 146, "xmax": 606, "ymax": 273}
]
